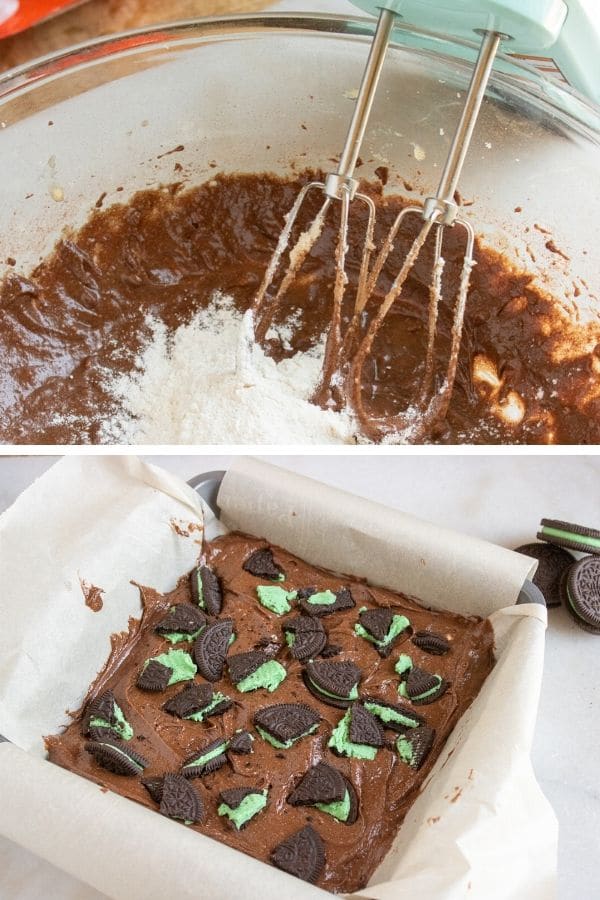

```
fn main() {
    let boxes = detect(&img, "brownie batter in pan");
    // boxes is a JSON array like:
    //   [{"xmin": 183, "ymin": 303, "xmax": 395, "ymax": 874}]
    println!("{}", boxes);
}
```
[{"xmin": 1, "ymin": 172, "xmax": 598, "ymax": 444}]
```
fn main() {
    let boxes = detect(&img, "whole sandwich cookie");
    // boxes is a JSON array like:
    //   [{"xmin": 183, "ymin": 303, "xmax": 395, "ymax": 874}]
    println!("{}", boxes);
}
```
[
  {"xmin": 561, "ymin": 556, "xmax": 600, "ymax": 634},
  {"xmin": 514, "ymin": 542, "xmax": 574, "ymax": 608},
  {"xmin": 537, "ymin": 518, "xmax": 600, "ymax": 556}
]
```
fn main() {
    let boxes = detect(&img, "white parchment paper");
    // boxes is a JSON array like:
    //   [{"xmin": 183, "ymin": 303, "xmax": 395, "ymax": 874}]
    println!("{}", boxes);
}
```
[{"xmin": 0, "ymin": 456, "xmax": 557, "ymax": 900}]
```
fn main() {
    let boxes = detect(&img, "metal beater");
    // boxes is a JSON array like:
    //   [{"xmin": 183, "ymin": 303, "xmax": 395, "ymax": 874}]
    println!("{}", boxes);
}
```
[{"xmin": 253, "ymin": 0, "xmax": 591, "ymax": 440}]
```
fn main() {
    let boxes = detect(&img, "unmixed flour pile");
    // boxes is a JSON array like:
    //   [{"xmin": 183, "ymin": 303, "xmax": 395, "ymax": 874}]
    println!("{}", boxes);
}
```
[{"xmin": 101, "ymin": 293, "xmax": 356, "ymax": 444}]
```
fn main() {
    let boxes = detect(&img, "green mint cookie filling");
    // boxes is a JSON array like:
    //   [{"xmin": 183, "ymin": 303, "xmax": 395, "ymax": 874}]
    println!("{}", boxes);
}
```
[
  {"xmin": 218, "ymin": 791, "xmax": 268, "ymax": 829},
  {"xmin": 363, "ymin": 702, "xmax": 418, "ymax": 728},
  {"xmin": 186, "ymin": 692, "xmax": 230, "ymax": 722},
  {"xmin": 315, "ymin": 789, "xmax": 351, "ymax": 822},
  {"xmin": 183, "ymin": 741, "xmax": 228, "ymax": 769},
  {"xmin": 236, "ymin": 660, "xmax": 287, "ymax": 693},
  {"xmin": 307, "ymin": 590, "xmax": 337, "ymax": 606},
  {"xmin": 399, "ymin": 674, "xmax": 442, "ymax": 700},
  {"xmin": 396, "ymin": 736, "xmax": 415, "ymax": 765},
  {"xmin": 256, "ymin": 585, "xmax": 297, "ymax": 615},
  {"xmin": 90, "ymin": 700, "xmax": 133, "ymax": 741},
  {"xmin": 541, "ymin": 526, "xmax": 600, "ymax": 549},
  {"xmin": 256, "ymin": 723, "xmax": 318, "ymax": 749},
  {"xmin": 328, "ymin": 711, "xmax": 377, "ymax": 760},
  {"xmin": 395, "ymin": 654, "xmax": 413, "ymax": 677},
  {"xmin": 150, "ymin": 649, "xmax": 197, "ymax": 685},
  {"xmin": 162, "ymin": 626, "xmax": 205, "ymax": 645},
  {"xmin": 308, "ymin": 676, "xmax": 358, "ymax": 702},
  {"xmin": 194, "ymin": 570, "xmax": 204, "ymax": 607},
  {"xmin": 285, "ymin": 631, "xmax": 295, "ymax": 647}
]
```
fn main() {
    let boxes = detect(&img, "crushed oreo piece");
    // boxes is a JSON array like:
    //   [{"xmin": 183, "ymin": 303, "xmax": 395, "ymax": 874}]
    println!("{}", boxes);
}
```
[
  {"xmin": 85, "ymin": 739, "xmax": 148, "ymax": 776},
  {"xmin": 320, "ymin": 644, "xmax": 341, "ymax": 658},
  {"xmin": 243, "ymin": 547, "xmax": 284, "ymax": 580},
  {"xmin": 284, "ymin": 616, "xmax": 327, "ymax": 660},
  {"xmin": 359, "ymin": 608, "xmax": 394, "ymax": 642},
  {"xmin": 228, "ymin": 650, "xmax": 268, "ymax": 685},
  {"xmin": 219, "ymin": 786, "xmax": 261, "ymax": 809},
  {"xmin": 229, "ymin": 731, "xmax": 254, "ymax": 754},
  {"xmin": 160, "ymin": 773, "xmax": 204, "ymax": 823},
  {"xmin": 270, "ymin": 825, "xmax": 325, "ymax": 884},
  {"xmin": 193, "ymin": 618, "xmax": 233, "ymax": 682},
  {"xmin": 163, "ymin": 683, "xmax": 213, "ymax": 719},
  {"xmin": 254, "ymin": 703, "xmax": 320, "ymax": 745},
  {"xmin": 136, "ymin": 659, "xmax": 171, "ymax": 692},
  {"xmin": 87, "ymin": 725, "xmax": 118, "ymax": 743},
  {"xmin": 288, "ymin": 761, "xmax": 346, "ymax": 806},
  {"xmin": 83, "ymin": 690, "xmax": 115, "ymax": 733},
  {"xmin": 298, "ymin": 586, "xmax": 355, "ymax": 617},
  {"xmin": 411, "ymin": 631, "xmax": 451, "ymax": 655},
  {"xmin": 156, "ymin": 604, "xmax": 206, "ymax": 636},
  {"xmin": 404, "ymin": 667, "xmax": 448, "ymax": 705},
  {"xmin": 362, "ymin": 697, "xmax": 426, "ymax": 731},
  {"xmin": 142, "ymin": 776, "xmax": 165, "ymax": 805},
  {"xmin": 303, "ymin": 659, "xmax": 361, "ymax": 708},
  {"xmin": 181, "ymin": 738, "xmax": 229, "ymax": 779},
  {"xmin": 396, "ymin": 725, "xmax": 436, "ymax": 769},
  {"xmin": 349, "ymin": 703, "xmax": 385, "ymax": 748},
  {"xmin": 200, "ymin": 566, "xmax": 223, "ymax": 616}
]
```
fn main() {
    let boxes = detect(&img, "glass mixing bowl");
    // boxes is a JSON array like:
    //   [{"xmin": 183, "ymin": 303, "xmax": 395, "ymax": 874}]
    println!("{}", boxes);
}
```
[{"xmin": 1, "ymin": 13, "xmax": 599, "ymax": 442}]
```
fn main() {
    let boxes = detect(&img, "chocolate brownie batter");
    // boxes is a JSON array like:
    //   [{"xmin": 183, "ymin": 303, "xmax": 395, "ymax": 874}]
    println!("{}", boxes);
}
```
[
  {"xmin": 47, "ymin": 532, "xmax": 495, "ymax": 893},
  {"xmin": 2, "ymin": 171, "xmax": 597, "ymax": 444}
]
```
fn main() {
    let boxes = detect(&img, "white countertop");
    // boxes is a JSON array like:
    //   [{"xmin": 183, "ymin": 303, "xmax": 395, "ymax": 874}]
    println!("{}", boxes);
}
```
[{"xmin": 0, "ymin": 453, "xmax": 598, "ymax": 899}]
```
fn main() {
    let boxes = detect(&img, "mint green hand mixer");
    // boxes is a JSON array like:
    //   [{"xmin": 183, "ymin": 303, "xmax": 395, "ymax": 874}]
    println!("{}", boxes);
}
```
[{"xmin": 253, "ymin": 1, "xmax": 600, "ymax": 441}]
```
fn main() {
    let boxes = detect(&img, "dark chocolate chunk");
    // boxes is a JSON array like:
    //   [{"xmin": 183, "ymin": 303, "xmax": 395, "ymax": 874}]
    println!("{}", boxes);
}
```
[
  {"xmin": 160, "ymin": 773, "xmax": 204, "ymax": 823},
  {"xmin": 200, "ymin": 566, "xmax": 223, "ymax": 616},
  {"xmin": 219, "ymin": 786, "xmax": 261, "ymax": 809},
  {"xmin": 359, "ymin": 608, "xmax": 393, "ymax": 642},
  {"xmin": 515, "ymin": 542, "xmax": 574, "ymax": 608},
  {"xmin": 83, "ymin": 690, "xmax": 115, "ymax": 733},
  {"xmin": 181, "ymin": 738, "xmax": 229, "ymax": 779},
  {"xmin": 243, "ymin": 547, "xmax": 284, "ymax": 580},
  {"xmin": 142, "ymin": 776, "xmax": 164, "ymax": 804},
  {"xmin": 193, "ymin": 618, "xmax": 233, "ymax": 682},
  {"xmin": 85, "ymin": 739, "xmax": 148, "ymax": 776},
  {"xmin": 411, "ymin": 631, "xmax": 451, "ymax": 655},
  {"xmin": 362, "ymin": 696, "xmax": 426, "ymax": 731},
  {"xmin": 136, "ymin": 659, "xmax": 171, "ymax": 692},
  {"xmin": 349, "ymin": 703, "xmax": 385, "ymax": 748},
  {"xmin": 298, "ymin": 586, "xmax": 355, "ymax": 617},
  {"xmin": 288, "ymin": 761, "xmax": 346, "ymax": 806},
  {"xmin": 284, "ymin": 616, "xmax": 327, "ymax": 661},
  {"xmin": 270, "ymin": 825, "xmax": 325, "ymax": 884},
  {"xmin": 254, "ymin": 703, "xmax": 320, "ymax": 745},
  {"xmin": 397, "ymin": 725, "xmax": 436, "ymax": 769},
  {"xmin": 163, "ymin": 683, "xmax": 214, "ymax": 719},
  {"xmin": 155, "ymin": 604, "xmax": 206, "ymax": 636},
  {"xmin": 229, "ymin": 731, "xmax": 254, "ymax": 754},
  {"xmin": 564, "ymin": 555, "xmax": 600, "ymax": 633},
  {"xmin": 228, "ymin": 650, "xmax": 268, "ymax": 685},
  {"xmin": 303, "ymin": 659, "xmax": 361, "ymax": 708},
  {"xmin": 404, "ymin": 667, "xmax": 448, "ymax": 705}
]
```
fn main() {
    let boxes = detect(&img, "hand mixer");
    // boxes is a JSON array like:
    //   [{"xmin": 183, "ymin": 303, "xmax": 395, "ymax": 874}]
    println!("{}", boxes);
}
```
[{"xmin": 252, "ymin": 1, "xmax": 600, "ymax": 442}]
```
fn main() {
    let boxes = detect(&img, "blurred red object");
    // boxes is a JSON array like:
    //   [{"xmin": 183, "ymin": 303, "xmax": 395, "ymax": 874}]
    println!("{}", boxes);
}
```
[{"xmin": 0, "ymin": 1, "xmax": 88, "ymax": 40}]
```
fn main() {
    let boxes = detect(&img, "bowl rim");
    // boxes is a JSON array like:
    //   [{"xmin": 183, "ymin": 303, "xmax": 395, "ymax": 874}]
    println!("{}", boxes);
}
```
[{"xmin": 0, "ymin": 11, "xmax": 598, "ymax": 139}]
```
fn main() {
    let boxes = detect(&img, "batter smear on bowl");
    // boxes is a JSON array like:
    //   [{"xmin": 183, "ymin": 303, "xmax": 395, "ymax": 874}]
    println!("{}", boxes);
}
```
[
  {"xmin": 46, "ymin": 532, "xmax": 495, "ymax": 893},
  {"xmin": 1, "ymin": 172, "xmax": 598, "ymax": 444}
]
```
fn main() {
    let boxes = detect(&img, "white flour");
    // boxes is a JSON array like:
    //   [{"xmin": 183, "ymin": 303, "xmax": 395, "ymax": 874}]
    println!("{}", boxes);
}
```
[{"xmin": 100, "ymin": 293, "xmax": 356, "ymax": 444}]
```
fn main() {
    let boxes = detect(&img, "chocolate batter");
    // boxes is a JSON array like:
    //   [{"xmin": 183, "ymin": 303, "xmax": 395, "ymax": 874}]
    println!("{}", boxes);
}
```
[
  {"xmin": 1, "ymin": 171, "xmax": 598, "ymax": 443},
  {"xmin": 47, "ymin": 532, "xmax": 495, "ymax": 894}
]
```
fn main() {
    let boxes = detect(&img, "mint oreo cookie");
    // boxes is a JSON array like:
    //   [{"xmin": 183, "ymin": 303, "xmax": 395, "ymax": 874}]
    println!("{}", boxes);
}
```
[
  {"xmin": 396, "ymin": 725, "xmax": 436, "ymax": 769},
  {"xmin": 354, "ymin": 607, "xmax": 410, "ymax": 657},
  {"xmin": 537, "ymin": 518, "xmax": 600, "ymax": 556},
  {"xmin": 411, "ymin": 630, "xmax": 451, "ymax": 655},
  {"xmin": 514, "ymin": 542, "xmax": 573, "ymax": 608},
  {"xmin": 190, "ymin": 565, "xmax": 223, "ymax": 616},
  {"xmin": 288, "ymin": 761, "xmax": 358, "ymax": 825},
  {"xmin": 271, "ymin": 825, "xmax": 325, "ymax": 884},
  {"xmin": 218, "ymin": 787, "xmax": 268, "ymax": 829},
  {"xmin": 297, "ymin": 586, "xmax": 355, "ymax": 617},
  {"xmin": 163, "ymin": 683, "xmax": 232, "ymax": 721},
  {"xmin": 303, "ymin": 660, "xmax": 361, "ymax": 708},
  {"xmin": 228, "ymin": 650, "xmax": 287, "ymax": 693},
  {"xmin": 181, "ymin": 738, "xmax": 229, "ymax": 778},
  {"xmin": 138, "ymin": 650, "xmax": 196, "ymax": 690},
  {"xmin": 85, "ymin": 738, "xmax": 148, "ymax": 776},
  {"xmin": 328, "ymin": 704, "xmax": 383, "ymax": 760},
  {"xmin": 362, "ymin": 697, "xmax": 425, "ymax": 731},
  {"xmin": 284, "ymin": 616, "xmax": 327, "ymax": 660},
  {"xmin": 562, "ymin": 555, "xmax": 600, "ymax": 634},
  {"xmin": 193, "ymin": 618, "xmax": 234, "ymax": 681},
  {"xmin": 155, "ymin": 604, "xmax": 207, "ymax": 643},
  {"xmin": 83, "ymin": 690, "xmax": 133, "ymax": 742},
  {"xmin": 160, "ymin": 773, "xmax": 204, "ymax": 824},
  {"xmin": 254, "ymin": 702, "xmax": 320, "ymax": 748},
  {"xmin": 243, "ymin": 547, "xmax": 285, "ymax": 580}
]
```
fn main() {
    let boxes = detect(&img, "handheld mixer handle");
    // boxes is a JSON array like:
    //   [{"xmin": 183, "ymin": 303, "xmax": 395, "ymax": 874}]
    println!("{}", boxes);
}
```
[{"xmin": 351, "ymin": 0, "xmax": 600, "ymax": 105}]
